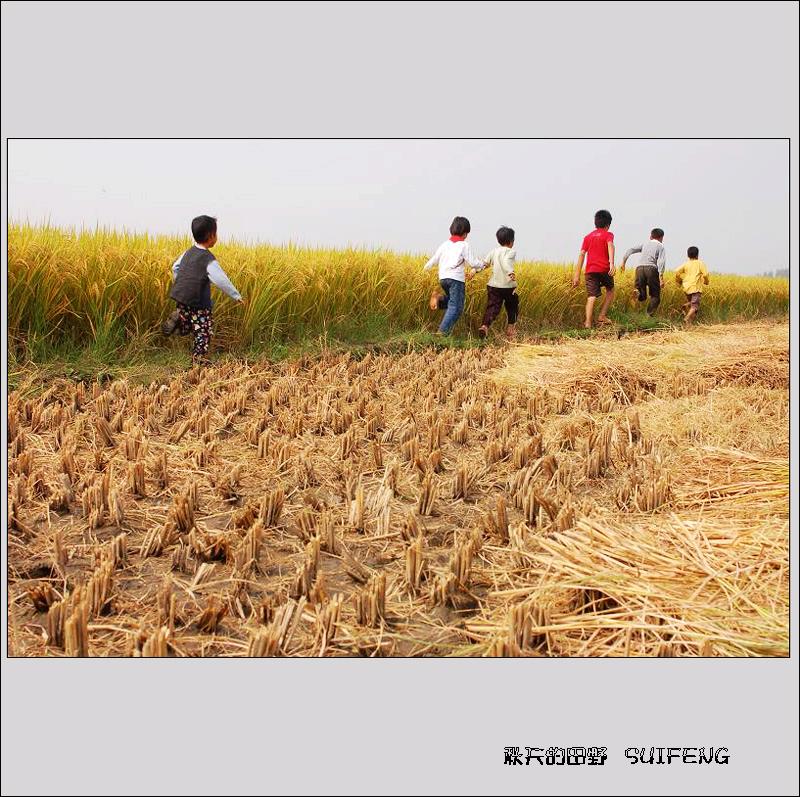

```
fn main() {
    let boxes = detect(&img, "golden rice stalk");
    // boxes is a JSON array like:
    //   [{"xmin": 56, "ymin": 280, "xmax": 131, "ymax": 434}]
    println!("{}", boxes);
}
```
[
  {"xmin": 29, "ymin": 469, "xmax": 49, "ymax": 499},
  {"xmin": 451, "ymin": 417, "xmax": 469, "ymax": 445},
  {"xmin": 95, "ymin": 391, "xmax": 111, "ymax": 420},
  {"xmin": 168, "ymin": 418, "xmax": 192, "ymax": 444},
  {"xmin": 428, "ymin": 419, "xmax": 445, "ymax": 452},
  {"xmin": 53, "ymin": 529, "xmax": 67, "ymax": 575},
  {"xmin": 428, "ymin": 449, "xmax": 444, "ymax": 473},
  {"xmin": 10, "ymin": 431, "xmax": 26, "ymax": 458},
  {"xmin": 365, "ymin": 416, "xmax": 381, "ymax": 441},
  {"xmin": 339, "ymin": 427, "xmax": 357, "ymax": 460},
  {"xmin": 157, "ymin": 578, "xmax": 175, "ymax": 631},
  {"xmin": 401, "ymin": 436, "xmax": 420, "ymax": 463},
  {"xmin": 64, "ymin": 600, "xmax": 90, "ymax": 657},
  {"xmin": 257, "ymin": 430, "xmax": 271, "ymax": 459},
  {"xmin": 27, "ymin": 582, "xmax": 56, "ymax": 612},
  {"xmin": 341, "ymin": 545, "xmax": 371, "ymax": 583},
  {"xmin": 12, "ymin": 451, "xmax": 32, "ymax": 477},
  {"xmin": 215, "ymin": 464, "xmax": 242, "ymax": 501},
  {"xmin": 153, "ymin": 450, "xmax": 169, "ymax": 490},
  {"xmin": 417, "ymin": 472, "xmax": 438, "ymax": 516},
  {"xmin": 354, "ymin": 572, "xmax": 386, "ymax": 627},
  {"xmin": 259, "ymin": 486, "xmax": 284, "ymax": 527},
  {"xmin": 170, "ymin": 492, "xmax": 195, "ymax": 533},
  {"xmin": 430, "ymin": 572, "xmax": 458, "ymax": 607},
  {"xmin": 509, "ymin": 523, "xmax": 528, "ymax": 567},
  {"xmin": 382, "ymin": 460, "xmax": 400, "ymax": 496},
  {"xmin": 296, "ymin": 508, "xmax": 317, "ymax": 541},
  {"xmin": 195, "ymin": 596, "xmax": 228, "ymax": 634},
  {"xmin": 248, "ymin": 627, "xmax": 280, "ymax": 657},
  {"xmin": 449, "ymin": 537, "xmax": 476, "ymax": 587},
  {"xmin": 190, "ymin": 529, "xmax": 230, "ymax": 563},
  {"xmin": 274, "ymin": 440, "xmax": 293, "ymax": 472},
  {"xmin": 141, "ymin": 520, "xmax": 177, "ymax": 558},
  {"xmin": 489, "ymin": 495, "xmax": 510, "ymax": 542},
  {"xmin": 405, "ymin": 537, "xmax": 425, "ymax": 592},
  {"xmin": 47, "ymin": 599, "xmax": 67, "ymax": 647},
  {"xmin": 318, "ymin": 512, "xmax": 338, "ymax": 555},
  {"xmin": 95, "ymin": 417, "xmax": 115, "ymax": 448},
  {"xmin": 484, "ymin": 439, "xmax": 507, "ymax": 465},
  {"xmin": 371, "ymin": 440, "xmax": 383, "ymax": 470},
  {"xmin": 170, "ymin": 540, "xmax": 192, "ymax": 574},
  {"xmin": 256, "ymin": 596, "xmax": 274, "ymax": 626},
  {"xmin": 127, "ymin": 461, "xmax": 147, "ymax": 497},
  {"xmin": 316, "ymin": 594, "xmax": 343, "ymax": 649},
  {"xmin": 59, "ymin": 447, "xmax": 77, "ymax": 483},
  {"xmin": 102, "ymin": 532, "xmax": 128, "ymax": 570},
  {"xmin": 123, "ymin": 429, "xmax": 143, "ymax": 461},
  {"xmin": 375, "ymin": 504, "xmax": 392, "ymax": 537},
  {"xmin": 140, "ymin": 627, "xmax": 170, "ymax": 657},
  {"xmin": 400, "ymin": 511, "xmax": 420, "ymax": 543},
  {"xmin": 451, "ymin": 462, "xmax": 478, "ymax": 500},
  {"xmin": 348, "ymin": 477, "xmax": 366, "ymax": 531},
  {"xmin": 108, "ymin": 487, "xmax": 125, "ymax": 526},
  {"xmin": 86, "ymin": 561, "xmax": 114, "ymax": 616},
  {"xmin": 48, "ymin": 479, "xmax": 73, "ymax": 513},
  {"xmin": 508, "ymin": 598, "xmax": 550, "ymax": 652}
]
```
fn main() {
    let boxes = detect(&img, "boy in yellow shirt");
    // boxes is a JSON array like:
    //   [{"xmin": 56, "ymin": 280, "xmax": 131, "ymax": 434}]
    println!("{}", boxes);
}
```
[{"xmin": 673, "ymin": 246, "xmax": 710, "ymax": 325}]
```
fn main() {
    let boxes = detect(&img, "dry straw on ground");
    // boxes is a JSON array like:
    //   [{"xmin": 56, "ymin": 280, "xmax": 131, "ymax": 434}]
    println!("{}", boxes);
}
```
[{"xmin": 7, "ymin": 322, "xmax": 788, "ymax": 656}]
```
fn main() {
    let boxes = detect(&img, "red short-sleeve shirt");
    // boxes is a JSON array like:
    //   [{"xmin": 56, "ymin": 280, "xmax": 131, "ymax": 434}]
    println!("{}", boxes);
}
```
[{"xmin": 581, "ymin": 229, "xmax": 614, "ymax": 273}]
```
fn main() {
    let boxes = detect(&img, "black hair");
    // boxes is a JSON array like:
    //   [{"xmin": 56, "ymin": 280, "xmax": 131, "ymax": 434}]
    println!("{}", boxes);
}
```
[
  {"xmin": 191, "ymin": 215, "xmax": 217, "ymax": 244},
  {"xmin": 687, "ymin": 246, "xmax": 699, "ymax": 259},
  {"xmin": 449, "ymin": 216, "xmax": 471, "ymax": 237},
  {"xmin": 651, "ymin": 228, "xmax": 665, "ymax": 239},
  {"xmin": 594, "ymin": 209, "xmax": 612, "ymax": 229},
  {"xmin": 496, "ymin": 226, "xmax": 515, "ymax": 246}
]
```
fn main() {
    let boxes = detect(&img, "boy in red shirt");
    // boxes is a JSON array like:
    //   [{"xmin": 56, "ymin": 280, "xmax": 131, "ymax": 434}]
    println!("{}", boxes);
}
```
[{"xmin": 572, "ymin": 209, "xmax": 616, "ymax": 328}]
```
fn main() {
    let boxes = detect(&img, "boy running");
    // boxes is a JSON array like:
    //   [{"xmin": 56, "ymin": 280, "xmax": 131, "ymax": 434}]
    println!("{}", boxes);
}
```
[
  {"xmin": 674, "ymin": 246, "xmax": 710, "ymax": 325},
  {"xmin": 572, "ymin": 209, "xmax": 615, "ymax": 328}
]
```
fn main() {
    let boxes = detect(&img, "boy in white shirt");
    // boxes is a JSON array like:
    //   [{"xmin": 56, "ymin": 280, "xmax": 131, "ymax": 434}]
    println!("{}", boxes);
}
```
[
  {"xmin": 477, "ymin": 226, "xmax": 518, "ymax": 340},
  {"xmin": 423, "ymin": 216, "xmax": 487, "ymax": 335}
]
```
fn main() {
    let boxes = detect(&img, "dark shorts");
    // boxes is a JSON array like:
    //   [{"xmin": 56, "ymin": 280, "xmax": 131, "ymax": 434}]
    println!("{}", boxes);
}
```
[
  {"xmin": 686, "ymin": 292, "xmax": 702, "ymax": 309},
  {"xmin": 585, "ymin": 272, "xmax": 614, "ymax": 297}
]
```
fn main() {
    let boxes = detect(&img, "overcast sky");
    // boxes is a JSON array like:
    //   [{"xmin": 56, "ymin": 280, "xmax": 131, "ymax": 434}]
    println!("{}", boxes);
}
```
[{"xmin": 8, "ymin": 139, "xmax": 788, "ymax": 274}]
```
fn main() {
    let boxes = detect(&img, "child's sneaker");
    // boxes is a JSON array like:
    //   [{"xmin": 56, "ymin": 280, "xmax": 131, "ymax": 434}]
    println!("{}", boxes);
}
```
[{"xmin": 162, "ymin": 310, "xmax": 181, "ymax": 336}]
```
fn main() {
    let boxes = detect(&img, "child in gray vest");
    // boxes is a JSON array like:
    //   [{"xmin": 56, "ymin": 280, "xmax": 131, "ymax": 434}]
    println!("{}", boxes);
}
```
[{"xmin": 162, "ymin": 215, "xmax": 244, "ymax": 365}]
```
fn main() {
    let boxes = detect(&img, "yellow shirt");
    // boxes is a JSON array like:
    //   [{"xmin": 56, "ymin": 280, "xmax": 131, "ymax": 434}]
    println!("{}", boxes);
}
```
[{"xmin": 674, "ymin": 259, "xmax": 710, "ymax": 294}]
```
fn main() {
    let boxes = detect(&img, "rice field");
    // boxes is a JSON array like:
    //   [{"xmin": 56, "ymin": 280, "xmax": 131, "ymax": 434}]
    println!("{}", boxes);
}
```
[
  {"xmin": 7, "ymin": 321, "xmax": 788, "ymax": 657},
  {"xmin": 7, "ymin": 225, "xmax": 789, "ymax": 359}
]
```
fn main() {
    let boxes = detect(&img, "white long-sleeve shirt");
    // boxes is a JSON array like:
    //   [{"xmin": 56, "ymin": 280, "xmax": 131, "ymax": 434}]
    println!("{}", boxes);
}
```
[
  {"xmin": 484, "ymin": 246, "xmax": 517, "ymax": 289},
  {"xmin": 423, "ymin": 238, "xmax": 485, "ymax": 282},
  {"xmin": 172, "ymin": 244, "xmax": 242, "ymax": 301}
]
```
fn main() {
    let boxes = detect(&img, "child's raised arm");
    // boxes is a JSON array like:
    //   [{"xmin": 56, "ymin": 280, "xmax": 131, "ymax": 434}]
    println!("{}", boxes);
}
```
[
  {"xmin": 572, "ymin": 251, "xmax": 586, "ymax": 287},
  {"xmin": 423, "ymin": 244, "xmax": 442, "ymax": 271},
  {"xmin": 620, "ymin": 244, "xmax": 642, "ymax": 272}
]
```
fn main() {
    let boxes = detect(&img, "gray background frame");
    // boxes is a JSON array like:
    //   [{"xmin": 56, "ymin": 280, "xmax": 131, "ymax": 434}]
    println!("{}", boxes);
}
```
[{"xmin": 1, "ymin": 2, "xmax": 797, "ymax": 795}]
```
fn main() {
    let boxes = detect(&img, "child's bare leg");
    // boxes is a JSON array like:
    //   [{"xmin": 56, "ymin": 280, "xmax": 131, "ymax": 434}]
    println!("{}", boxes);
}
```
[
  {"xmin": 597, "ymin": 289, "xmax": 615, "ymax": 322},
  {"xmin": 685, "ymin": 307, "xmax": 697, "ymax": 325},
  {"xmin": 584, "ymin": 297, "xmax": 596, "ymax": 328},
  {"xmin": 505, "ymin": 323, "xmax": 517, "ymax": 340}
]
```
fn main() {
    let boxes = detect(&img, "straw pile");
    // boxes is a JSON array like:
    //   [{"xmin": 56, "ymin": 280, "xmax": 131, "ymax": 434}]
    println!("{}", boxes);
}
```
[{"xmin": 7, "ymin": 321, "xmax": 788, "ymax": 656}]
